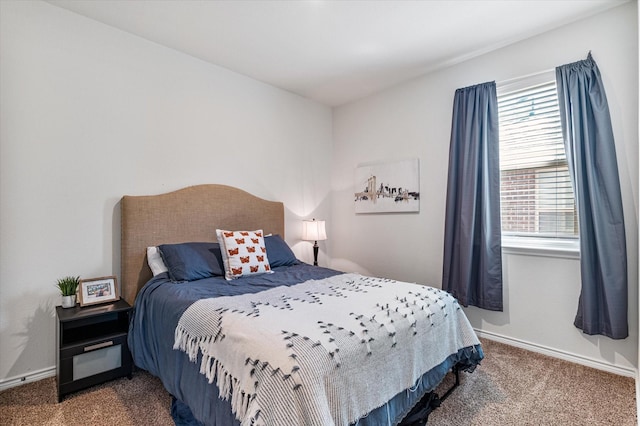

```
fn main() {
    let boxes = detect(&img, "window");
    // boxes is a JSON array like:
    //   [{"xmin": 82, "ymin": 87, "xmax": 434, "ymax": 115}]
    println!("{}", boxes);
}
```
[{"xmin": 498, "ymin": 76, "xmax": 578, "ymax": 241}]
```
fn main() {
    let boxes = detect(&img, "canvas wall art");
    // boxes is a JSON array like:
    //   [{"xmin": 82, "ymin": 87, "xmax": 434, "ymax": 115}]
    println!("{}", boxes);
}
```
[{"xmin": 354, "ymin": 158, "xmax": 420, "ymax": 213}]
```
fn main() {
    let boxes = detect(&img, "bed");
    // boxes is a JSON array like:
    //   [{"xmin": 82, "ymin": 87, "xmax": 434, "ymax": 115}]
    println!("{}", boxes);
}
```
[{"xmin": 122, "ymin": 184, "xmax": 483, "ymax": 426}]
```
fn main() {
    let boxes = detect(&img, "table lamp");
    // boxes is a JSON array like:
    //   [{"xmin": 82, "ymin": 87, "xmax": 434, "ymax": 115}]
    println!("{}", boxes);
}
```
[{"xmin": 302, "ymin": 218, "xmax": 327, "ymax": 266}]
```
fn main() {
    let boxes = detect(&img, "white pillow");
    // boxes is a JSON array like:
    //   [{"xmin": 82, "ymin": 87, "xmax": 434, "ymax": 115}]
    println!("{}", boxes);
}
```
[
  {"xmin": 216, "ymin": 229, "xmax": 272, "ymax": 280},
  {"xmin": 147, "ymin": 246, "xmax": 168, "ymax": 276}
]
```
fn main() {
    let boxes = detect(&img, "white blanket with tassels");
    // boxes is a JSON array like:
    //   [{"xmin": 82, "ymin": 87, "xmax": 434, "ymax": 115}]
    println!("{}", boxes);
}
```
[{"xmin": 174, "ymin": 273, "xmax": 480, "ymax": 426}]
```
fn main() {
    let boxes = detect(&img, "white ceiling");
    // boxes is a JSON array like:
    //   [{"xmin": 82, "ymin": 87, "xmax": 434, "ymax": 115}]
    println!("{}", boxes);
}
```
[{"xmin": 47, "ymin": 0, "xmax": 627, "ymax": 107}]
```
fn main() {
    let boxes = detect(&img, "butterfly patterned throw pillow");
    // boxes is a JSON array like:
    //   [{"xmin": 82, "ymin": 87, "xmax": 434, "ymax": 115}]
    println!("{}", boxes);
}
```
[{"xmin": 216, "ymin": 229, "xmax": 272, "ymax": 280}]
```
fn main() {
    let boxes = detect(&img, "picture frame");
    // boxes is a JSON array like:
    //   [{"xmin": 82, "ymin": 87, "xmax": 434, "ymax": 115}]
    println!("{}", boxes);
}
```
[{"xmin": 78, "ymin": 275, "xmax": 119, "ymax": 307}]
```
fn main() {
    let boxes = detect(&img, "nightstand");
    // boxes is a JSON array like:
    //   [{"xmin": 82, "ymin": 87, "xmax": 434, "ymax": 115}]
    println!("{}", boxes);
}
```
[{"xmin": 55, "ymin": 299, "xmax": 133, "ymax": 402}]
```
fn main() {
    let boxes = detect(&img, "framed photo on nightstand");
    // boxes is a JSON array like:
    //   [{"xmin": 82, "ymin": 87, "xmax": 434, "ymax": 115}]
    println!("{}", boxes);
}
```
[{"xmin": 78, "ymin": 275, "xmax": 119, "ymax": 307}]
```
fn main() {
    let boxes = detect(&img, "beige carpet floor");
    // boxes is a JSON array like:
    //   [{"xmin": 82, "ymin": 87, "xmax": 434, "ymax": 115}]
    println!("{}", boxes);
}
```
[
  {"xmin": 429, "ymin": 339, "xmax": 636, "ymax": 425},
  {"xmin": 0, "ymin": 339, "xmax": 636, "ymax": 425}
]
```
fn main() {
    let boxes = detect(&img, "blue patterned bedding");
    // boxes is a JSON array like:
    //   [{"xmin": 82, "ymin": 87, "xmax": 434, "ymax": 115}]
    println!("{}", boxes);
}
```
[{"xmin": 128, "ymin": 263, "xmax": 483, "ymax": 425}]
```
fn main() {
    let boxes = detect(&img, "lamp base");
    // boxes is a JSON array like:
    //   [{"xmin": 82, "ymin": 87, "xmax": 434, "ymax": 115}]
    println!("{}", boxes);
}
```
[{"xmin": 313, "ymin": 241, "xmax": 319, "ymax": 266}]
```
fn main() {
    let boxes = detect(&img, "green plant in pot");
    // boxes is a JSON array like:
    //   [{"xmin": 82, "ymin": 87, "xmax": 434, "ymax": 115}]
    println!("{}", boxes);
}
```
[{"xmin": 57, "ymin": 276, "xmax": 80, "ymax": 308}]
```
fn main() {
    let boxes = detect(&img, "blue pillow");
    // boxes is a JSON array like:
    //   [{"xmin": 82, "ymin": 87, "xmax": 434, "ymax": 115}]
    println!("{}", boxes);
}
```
[
  {"xmin": 159, "ymin": 242, "xmax": 224, "ymax": 282},
  {"xmin": 264, "ymin": 235, "xmax": 298, "ymax": 268}
]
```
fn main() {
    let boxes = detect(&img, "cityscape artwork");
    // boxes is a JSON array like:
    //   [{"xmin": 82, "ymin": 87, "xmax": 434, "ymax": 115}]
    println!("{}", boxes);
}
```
[{"xmin": 354, "ymin": 158, "xmax": 420, "ymax": 213}]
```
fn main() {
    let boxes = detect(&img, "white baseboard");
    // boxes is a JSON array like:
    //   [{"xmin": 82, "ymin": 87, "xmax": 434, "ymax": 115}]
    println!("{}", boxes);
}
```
[
  {"xmin": 0, "ymin": 366, "xmax": 56, "ymax": 392},
  {"xmin": 475, "ymin": 329, "xmax": 637, "ymax": 378}
]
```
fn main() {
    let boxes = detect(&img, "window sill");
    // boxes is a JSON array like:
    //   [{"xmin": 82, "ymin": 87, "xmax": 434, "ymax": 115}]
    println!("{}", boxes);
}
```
[{"xmin": 501, "ymin": 235, "xmax": 580, "ymax": 259}]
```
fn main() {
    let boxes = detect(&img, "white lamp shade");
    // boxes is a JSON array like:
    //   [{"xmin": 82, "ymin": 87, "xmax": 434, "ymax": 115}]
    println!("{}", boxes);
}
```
[{"xmin": 302, "ymin": 220, "xmax": 327, "ymax": 241}]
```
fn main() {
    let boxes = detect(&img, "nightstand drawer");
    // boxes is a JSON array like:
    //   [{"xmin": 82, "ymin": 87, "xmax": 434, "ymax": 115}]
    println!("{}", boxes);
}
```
[{"xmin": 59, "ymin": 332, "xmax": 128, "ymax": 382}]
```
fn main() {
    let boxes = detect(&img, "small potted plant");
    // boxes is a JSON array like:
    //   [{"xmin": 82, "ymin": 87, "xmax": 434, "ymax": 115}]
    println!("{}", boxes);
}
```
[{"xmin": 56, "ymin": 276, "xmax": 80, "ymax": 308}]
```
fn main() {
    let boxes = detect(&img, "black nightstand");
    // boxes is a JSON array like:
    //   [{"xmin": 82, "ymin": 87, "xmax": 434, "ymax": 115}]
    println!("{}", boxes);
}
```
[{"xmin": 55, "ymin": 299, "xmax": 133, "ymax": 402}]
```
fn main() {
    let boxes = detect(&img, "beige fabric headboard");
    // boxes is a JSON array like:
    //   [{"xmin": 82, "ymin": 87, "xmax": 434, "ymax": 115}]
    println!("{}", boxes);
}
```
[{"xmin": 121, "ymin": 184, "xmax": 285, "ymax": 305}]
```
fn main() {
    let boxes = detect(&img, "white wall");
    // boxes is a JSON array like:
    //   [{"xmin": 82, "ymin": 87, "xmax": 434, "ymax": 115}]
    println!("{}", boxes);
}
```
[
  {"xmin": 332, "ymin": 2, "xmax": 638, "ymax": 374},
  {"xmin": 0, "ymin": 1, "xmax": 332, "ymax": 383}
]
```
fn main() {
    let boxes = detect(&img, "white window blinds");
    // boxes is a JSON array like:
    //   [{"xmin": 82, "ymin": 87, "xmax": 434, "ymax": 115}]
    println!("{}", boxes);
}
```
[{"xmin": 498, "ymin": 80, "xmax": 578, "ymax": 238}]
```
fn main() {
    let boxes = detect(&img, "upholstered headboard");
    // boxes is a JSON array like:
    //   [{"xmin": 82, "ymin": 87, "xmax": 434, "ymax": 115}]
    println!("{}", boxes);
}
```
[{"xmin": 120, "ymin": 184, "xmax": 285, "ymax": 305}]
